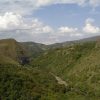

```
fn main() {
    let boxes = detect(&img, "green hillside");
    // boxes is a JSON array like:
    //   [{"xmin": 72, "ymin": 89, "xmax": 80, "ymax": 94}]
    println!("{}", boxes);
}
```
[
  {"xmin": 1, "ymin": 37, "xmax": 100, "ymax": 99},
  {"xmin": 32, "ymin": 41, "xmax": 100, "ymax": 99},
  {"xmin": 0, "ymin": 39, "xmax": 30, "ymax": 64},
  {"xmin": 0, "ymin": 64, "xmax": 68, "ymax": 100},
  {"xmin": 45, "ymin": 36, "xmax": 100, "ymax": 50},
  {"xmin": 21, "ymin": 42, "xmax": 46, "ymax": 58},
  {"xmin": 32, "ymin": 41, "xmax": 96, "ymax": 75}
]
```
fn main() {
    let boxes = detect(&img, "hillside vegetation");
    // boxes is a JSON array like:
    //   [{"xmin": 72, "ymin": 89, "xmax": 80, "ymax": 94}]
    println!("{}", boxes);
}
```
[
  {"xmin": 0, "ymin": 39, "xmax": 29, "ymax": 64},
  {"xmin": 0, "ymin": 64, "xmax": 68, "ymax": 100},
  {"xmin": 21, "ymin": 42, "xmax": 46, "ymax": 58},
  {"xmin": 1, "ymin": 37, "xmax": 100, "ymax": 100},
  {"xmin": 32, "ymin": 41, "xmax": 100, "ymax": 99}
]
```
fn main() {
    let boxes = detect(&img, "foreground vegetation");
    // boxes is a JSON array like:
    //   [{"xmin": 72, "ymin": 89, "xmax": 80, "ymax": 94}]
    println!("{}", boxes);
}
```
[{"xmin": 0, "ymin": 64, "xmax": 69, "ymax": 100}]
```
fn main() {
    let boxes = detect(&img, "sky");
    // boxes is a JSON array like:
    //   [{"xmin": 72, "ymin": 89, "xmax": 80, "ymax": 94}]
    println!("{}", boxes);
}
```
[{"xmin": 0, "ymin": 0, "xmax": 100, "ymax": 44}]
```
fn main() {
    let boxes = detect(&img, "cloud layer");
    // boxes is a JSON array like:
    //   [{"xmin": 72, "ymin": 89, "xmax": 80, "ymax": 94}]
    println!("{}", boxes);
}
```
[
  {"xmin": 0, "ymin": 0, "xmax": 100, "ymax": 44},
  {"xmin": 0, "ymin": 0, "xmax": 100, "ymax": 15},
  {"xmin": 83, "ymin": 18, "xmax": 100, "ymax": 34},
  {"xmin": 0, "ymin": 12, "xmax": 27, "ymax": 31},
  {"xmin": 0, "ymin": 12, "xmax": 100, "ymax": 44}
]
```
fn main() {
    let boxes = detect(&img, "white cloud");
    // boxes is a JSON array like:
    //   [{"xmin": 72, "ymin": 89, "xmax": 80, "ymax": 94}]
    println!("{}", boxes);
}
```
[
  {"xmin": 36, "ymin": 0, "xmax": 86, "ymax": 7},
  {"xmin": 56, "ymin": 26, "xmax": 83, "ymax": 42},
  {"xmin": 0, "ymin": 12, "xmax": 27, "ymax": 30},
  {"xmin": 36, "ymin": 0, "xmax": 53, "ymax": 7},
  {"xmin": 58, "ymin": 26, "xmax": 78, "ymax": 33},
  {"xmin": 83, "ymin": 18, "xmax": 100, "ymax": 34},
  {"xmin": 89, "ymin": 0, "xmax": 100, "ymax": 7},
  {"xmin": 42, "ymin": 26, "xmax": 53, "ymax": 33},
  {"xmin": 35, "ymin": 0, "xmax": 100, "ymax": 7},
  {"xmin": 31, "ymin": 18, "xmax": 53, "ymax": 34},
  {"xmin": 0, "ymin": 13, "xmax": 82, "ymax": 44},
  {"xmin": 85, "ymin": 18, "xmax": 94, "ymax": 24},
  {"xmin": 0, "ymin": 0, "xmax": 100, "ymax": 15},
  {"xmin": 70, "ymin": 33, "xmax": 83, "ymax": 37},
  {"xmin": 0, "ymin": 13, "xmax": 54, "ymax": 44},
  {"xmin": 0, "ymin": 12, "xmax": 100, "ymax": 44},
  {"xmin": 0, "ymin": 12, "xmax": 53, "ymax": 34}
]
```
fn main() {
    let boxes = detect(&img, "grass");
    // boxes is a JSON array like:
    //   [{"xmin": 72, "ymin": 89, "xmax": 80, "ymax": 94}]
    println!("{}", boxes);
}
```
[
  {"xmin": 32, "ymin": 41, "xmax": 100, "ymax": 99},
  {"xmin": 1, "ymin": 39, "xmax": 100, "ymax": 99}
]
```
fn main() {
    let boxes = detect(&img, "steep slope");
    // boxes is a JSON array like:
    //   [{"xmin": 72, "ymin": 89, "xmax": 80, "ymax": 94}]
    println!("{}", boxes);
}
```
[
  {"xmin": 32, "ymin": 41, "xmax": 96, "ymax": 75},
  {"xmin": 1, "ymin": 36, "xmax": 100, "ymax": 99},
  {"xmin": 21, "ymin": 36, "xmax": 100, "ymax": 57},
  {"xmin": 64, "ymin": 41, "xmax": 100, "ymax": 98},
  {"xmin": 21, "ymin": 42, "xmax": 46, "ymax": 58},
  {"xmin": 32, "ymin": 40, "xmax": 100, "ymax": 99},
  {"xmin": 0, "ymin": 39, "xmax": 29, "ymax": 64}
]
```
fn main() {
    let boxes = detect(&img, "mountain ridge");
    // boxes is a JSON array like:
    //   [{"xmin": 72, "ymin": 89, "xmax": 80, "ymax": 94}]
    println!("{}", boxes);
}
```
[
  {"xmin": 1, "ymin": 36, "xmax": 100, "ymax": 99},
  {"xmin": 0, "ymin": 35, "xmax": 100, "ymax": 64}
]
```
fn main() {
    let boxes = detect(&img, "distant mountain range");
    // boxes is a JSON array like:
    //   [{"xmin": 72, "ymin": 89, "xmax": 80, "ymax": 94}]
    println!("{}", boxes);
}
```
[
  {"xmin": 0, "ymin": 36, "xmax": 100, "ymax": 65},
  {"xmin": 47, "ymin": 35, "xmax": 100, "ymax": 49}
]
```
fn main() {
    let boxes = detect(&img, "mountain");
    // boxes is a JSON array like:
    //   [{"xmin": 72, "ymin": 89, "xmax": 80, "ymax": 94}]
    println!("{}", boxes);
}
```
[
  {"xmin": 47, "ymin": 36, "xmax": 100, "ymax": 49},
  {"xmin": 0, "ymin": 39, "xmax": 29, "ymax": 65},
  {"xmin": 32, "ymin": 38, "xmax": 100, "ymax": 99},
  {"xmin": 0, "ymin": 38, "xmax": 49, "ymax": 65},
  {"xmin": 32, "ymin": 41, "xmax": 97, "ymax": 75},
  {"xmin": 1, "ymin": 36, "xmax": 100, "ymax": 99},
  {"xmin": 1, "ymin": 35, "xmax": 100, "ymax": 65},
  {"xmin": 21, "ymin": 42, "xmax": 46, "ymax": 58},
  {"xmin": 20, "ymin": 36, "xmax": 100, "ymax": 53}
]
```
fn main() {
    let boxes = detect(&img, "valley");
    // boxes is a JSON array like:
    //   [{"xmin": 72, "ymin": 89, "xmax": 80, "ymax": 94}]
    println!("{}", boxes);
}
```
[{"xmin": 0, "ymin": 36, "xmax": 100, "ymax": 100}]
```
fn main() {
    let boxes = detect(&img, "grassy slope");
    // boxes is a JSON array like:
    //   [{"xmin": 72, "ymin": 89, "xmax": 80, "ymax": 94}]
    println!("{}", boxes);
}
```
[
  {"xmin": 65, "ymin": 41, "xmax": 100, "ymax": 98},
  {"xmin": 32, "ymin": 42, "xmax": 96, "ymax": 74},
  {"xmin": 1, "ymin": 38, "xmax": 100, "ymax": 99},
  {"xmin": 0, "ymin": 39, "xmax": 29, "ymax": 64},
  {"xmin": 0, "ymin": 55, "xmax": 18, "ymax": 65},
  {"xmin": 32, "ymin": 41, "xmax": 100, "ymax": 99},
  {"xmin": 21, "ymin": 42, "xmax": 46, "ymax": 58}
]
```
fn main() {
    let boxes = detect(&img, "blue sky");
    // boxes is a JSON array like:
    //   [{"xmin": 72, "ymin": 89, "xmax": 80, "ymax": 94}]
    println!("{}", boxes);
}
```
[
  {"xmin": 33, "ymin": 4, "xmax": 100, "ymax": 28},
  {"xmin": 0, "ymin": 0, "xmax": 100, "ymax": 44},
  {"xmin": 33, "ymin": 4, "xmax": 92, "ymax": 27}
]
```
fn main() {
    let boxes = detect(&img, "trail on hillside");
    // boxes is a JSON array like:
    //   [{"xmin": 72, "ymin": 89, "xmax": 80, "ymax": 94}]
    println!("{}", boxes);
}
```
[
  {"xmin": 25, "ymin": 66, "xmax": 68, "ymax": 87},
  {"xmin": 50, "ymin": 72, "xmax": 68, "ymax": 87}
]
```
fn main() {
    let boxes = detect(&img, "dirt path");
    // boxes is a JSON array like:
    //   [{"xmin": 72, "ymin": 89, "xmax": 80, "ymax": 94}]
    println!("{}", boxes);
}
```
[{"xmin": 50, "ymin": 72, "xmax": 68, "ymax": 87}]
